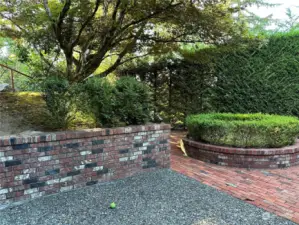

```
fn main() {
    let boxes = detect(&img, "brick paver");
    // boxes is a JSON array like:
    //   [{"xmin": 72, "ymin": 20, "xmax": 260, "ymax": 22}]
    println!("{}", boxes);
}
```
[{"xmin": 170, "ymin": 132, "xmax": 299, "ymax": 224}]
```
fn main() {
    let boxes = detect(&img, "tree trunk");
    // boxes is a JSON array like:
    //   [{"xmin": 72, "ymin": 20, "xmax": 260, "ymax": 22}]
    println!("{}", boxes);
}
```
[
  {"xmin": 154, "ymin": 71, "xmax": 158, "ymax": 119},
  {"xmin": 168, "ymin": 71, "xmax": 172, "ymax": 121}
]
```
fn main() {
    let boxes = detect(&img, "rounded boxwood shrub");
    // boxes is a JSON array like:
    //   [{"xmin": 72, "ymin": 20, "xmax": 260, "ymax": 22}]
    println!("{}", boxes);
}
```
[{"xmin": 186, "ymin": 113, "xmax": 299, "ymax": 148}]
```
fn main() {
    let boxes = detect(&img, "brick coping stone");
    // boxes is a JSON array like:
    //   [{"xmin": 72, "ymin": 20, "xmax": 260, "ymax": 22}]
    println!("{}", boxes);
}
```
[
  {"xmin": 0, "ymin": 124, "xmax": 171, "ymax": 206},
  {"xmin": 183, "ymin": 138, "xmax": 299, "ymax": 169},
  {"xmin": 0, "ymin": 124, "xmax": 171, "ymax": 146}
]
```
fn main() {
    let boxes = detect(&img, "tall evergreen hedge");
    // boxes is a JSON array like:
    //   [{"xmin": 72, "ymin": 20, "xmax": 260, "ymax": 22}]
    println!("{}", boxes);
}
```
[{"xmin": 211, "ymin": 31, "xmax": 299, "ymax": 116}]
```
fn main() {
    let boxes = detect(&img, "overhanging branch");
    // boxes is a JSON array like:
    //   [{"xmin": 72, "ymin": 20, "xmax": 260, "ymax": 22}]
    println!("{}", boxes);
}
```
[
  {"xmin": 55, "ymin": 0, "xmax": 72, "ymax": 47},
  {"xmin": 43, "ymin": 0, "xmax": 53, "ymax": 20},
  {"xmin": 117, "ymin": 2, "xmax": 182, "ymax": 36},
  {"xmin": 71, "ymin": 0, "xmax": 101, "ymax": 48}
]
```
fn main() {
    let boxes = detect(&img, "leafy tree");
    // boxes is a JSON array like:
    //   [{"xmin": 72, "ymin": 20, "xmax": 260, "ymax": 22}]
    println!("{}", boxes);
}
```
[
  {"xmin": 0, "ymin": 0, "xmax": 261, "ymax": 82},
  {"xmin": 278, "ymin": 8, "xmax": 299, "ymax": 32}
]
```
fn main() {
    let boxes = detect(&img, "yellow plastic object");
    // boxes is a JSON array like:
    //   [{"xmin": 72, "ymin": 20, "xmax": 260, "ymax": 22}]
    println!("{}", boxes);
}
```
[{"xmin": 178, "ymin": 139, "xmax": 188, "ymax": 157}]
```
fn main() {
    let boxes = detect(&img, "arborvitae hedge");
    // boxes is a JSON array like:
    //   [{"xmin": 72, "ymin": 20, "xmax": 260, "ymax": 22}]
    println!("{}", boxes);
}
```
[{"xmin": 211, "ymin": 31, "xmax": 299, "ymax": 117}]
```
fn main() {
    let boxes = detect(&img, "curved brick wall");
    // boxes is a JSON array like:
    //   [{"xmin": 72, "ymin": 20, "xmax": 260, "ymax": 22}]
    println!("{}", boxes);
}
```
[
  {"xmin": 183, "ymin": 138, "xmax": 299, "ymax": 169},
  {"xmin": 0, "ymin": 124, "xmax": 170, "ymax": 206}
]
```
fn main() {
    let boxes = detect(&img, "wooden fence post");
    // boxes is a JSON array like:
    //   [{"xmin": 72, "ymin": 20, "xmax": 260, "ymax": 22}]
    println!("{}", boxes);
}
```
[{"xmin": 10, "ymin": 70, "xmax": 15, "ymax": 92}]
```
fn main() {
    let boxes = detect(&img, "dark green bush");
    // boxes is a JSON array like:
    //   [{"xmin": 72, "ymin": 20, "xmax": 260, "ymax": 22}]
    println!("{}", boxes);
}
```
[
  {"xmin": 114, "ymin": 77, "xmax": 152, "ymax": 126},
  {"xmin": 43, "ymin": 76, "xmax": 97, "ymax": 130},
  {"xmin": 82, "ymin": 77, "xmax": 117, "ymax": 127},
  {"xmin": 119, "ymin": 58, "xmax": 214, "ymax": 127},
  {"xmin": 42, "ymin": 76, "xmax": 72, "ymax": 129},
  {"xmin": 186, "ymin": 113, "xmax": 299, "ymax": 148},
  {"xmin": 80, "ymin": 76, "xmax": 152, "ymax": 127},
  {"xmin": 43, "ymin": 76, "xmax": 152, "ymax": 129},
  {"xmin": 211, "ymin": 31, "xmax": 299, "ymax": 116}
]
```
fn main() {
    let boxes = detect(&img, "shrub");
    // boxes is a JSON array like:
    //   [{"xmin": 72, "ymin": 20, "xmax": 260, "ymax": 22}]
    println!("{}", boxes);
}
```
[
  {"xmin": 42, "ymin": 76, "xmax": 72, "ymax": 130},
  {"xmin": 114, "ymin": 77, "xmax": 152, "ymax": 126},
  {"xmin": 42, "ymin": 76, "xmax": 152, "ymax": 129},
  {"xmin": 80, "ymin": 77, "xmax": 117, "ymax": 127},
  {"xmin": 80, "ymin": 76, "xmax": 152, "ymax": 127},
  {"xmin": 186, "ymin": 113, "xmax": 299, "ymax": 148}
]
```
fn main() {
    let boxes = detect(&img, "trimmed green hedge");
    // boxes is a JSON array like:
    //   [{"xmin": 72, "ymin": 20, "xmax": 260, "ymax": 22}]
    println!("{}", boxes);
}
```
[
  {"xmin": 211, "ymin": 31, "xmax": 299, "ymax": 117},
  {"xmin": 186, "ymin": 113, "xmax": 299, "ymax": 148}
]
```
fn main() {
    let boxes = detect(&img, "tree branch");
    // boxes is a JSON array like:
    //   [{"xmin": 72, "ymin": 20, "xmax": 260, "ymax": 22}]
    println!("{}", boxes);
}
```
[
  {"xmin": 98, "ymin": 24, "xmax": 146, "ymax": 77},
  {"xmin": 32, "ymin": 44, "xmax": 63, "ymax": 75},
  {"xmin": 55, "ymin": 0, "xmax": 71, "ymax": 46},
  {"xmin": 90, "ymin": 2, "xmax": 183, "ymax": 78},
  {"xmin": 102, "ymin": 53, "xmax": 121, "ymax": 60},
  {"xmin": 117, "ymin": 2, "xmax": 182, "ymax": 36},
  {"xmin": 140, "ymin": 36, "xmax": 202, "ymax": 43},
  {"xmin": 94, "ymin": 53, "xmax": 151, "ymax": 77},
  {"xmin": 118, "ymin": 53, "xmax": 151, "ymax": 65},
  {"xmin": 0, "ymin": 13, "xmax": 27, "ymax": 33},
  {"xmin": 71, "ymin": 0, "xmax": 101, "ymax": 48},
  {"xmin": 112, "ymin": 0, "xmax": 122, "ymax": 21},
  {"xmin": 43, "ymin": 0, "xmax": 53, "ymax": 20},
  {"xmin": 72, "ymin": 56, "xmax": 80, "ymax": 67}
]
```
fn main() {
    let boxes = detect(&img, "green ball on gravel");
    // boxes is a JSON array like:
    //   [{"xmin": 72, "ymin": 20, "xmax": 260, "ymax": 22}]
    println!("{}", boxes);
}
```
[{"xmin": 110, "ymin": 202, "xmax": 116, "ymax": 209}]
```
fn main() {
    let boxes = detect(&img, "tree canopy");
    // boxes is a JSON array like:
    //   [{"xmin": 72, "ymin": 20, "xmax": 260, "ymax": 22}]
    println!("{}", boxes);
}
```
[{"xmin": 0, "ymin": 0, "xmax": 262, "ymax": 82}]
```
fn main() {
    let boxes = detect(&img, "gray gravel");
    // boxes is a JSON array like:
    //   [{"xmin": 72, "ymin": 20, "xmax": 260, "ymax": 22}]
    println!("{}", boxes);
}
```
[{"xmin": 0, "ymin": 169, "xmax": 296, "ymax": 225}]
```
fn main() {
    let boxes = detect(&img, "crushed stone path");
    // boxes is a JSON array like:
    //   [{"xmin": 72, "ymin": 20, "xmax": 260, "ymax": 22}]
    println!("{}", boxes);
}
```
[
  {"xmin": 171, "ymin": 131, "xmax": 299, "ymax": 224},
  {"xmin": 0, "ymin": 169, "xmax": 295, "ymax": 225}
]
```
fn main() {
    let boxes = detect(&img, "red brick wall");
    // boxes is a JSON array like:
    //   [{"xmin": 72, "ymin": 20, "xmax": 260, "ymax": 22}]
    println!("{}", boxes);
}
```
[
  {"xmin": 0, "ymin": 124, "xmax": 170, "ymax": 206},
  {"xmin": 183, "ymin": 138, "xmax": 299, "ymax": 169}
]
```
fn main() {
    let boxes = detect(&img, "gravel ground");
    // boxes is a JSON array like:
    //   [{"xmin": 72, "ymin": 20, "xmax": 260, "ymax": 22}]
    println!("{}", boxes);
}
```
[{"xmin": 0, "ymin": 169, "xmax": 296, "ymax": 225}]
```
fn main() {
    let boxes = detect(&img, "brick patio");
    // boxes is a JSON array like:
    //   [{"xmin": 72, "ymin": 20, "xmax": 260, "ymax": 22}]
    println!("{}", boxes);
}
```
[{"xmin": 171, "ymin": 131, "xmax": 299, "ymax": 224}]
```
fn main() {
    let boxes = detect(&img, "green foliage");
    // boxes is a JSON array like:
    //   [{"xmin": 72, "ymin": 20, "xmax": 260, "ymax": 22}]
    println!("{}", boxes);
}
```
[
  {"xmin": 42, "ymin": 76, "xmax": 152, "ymax": 129},
  {"xmin": 42, "ymin": 76, "xmax": 72, "ymax": 129},
  {"xmin": 81, "ymin": 77, "xmax": 118, "ymax": 127},
  {"xmin": 278, "ymin": 8, "xmax": 299, "ymax": 32},
  {"xmin": 119, "ymin": 57, "xmax": 214, "ymax": 127},
  {"xmin": 211, "ymin": 31, "xmax": 299, "ymax": 117},
  {"xmin": 72, "ymin": 76, "xmax": 153, "ymax": 127},
  {"xmin": 0, "ymin": 37, "xmax": 35, "ymax": 91},
  {"xmin": 114, "ymin": 77, "xmax": 152, "ymax": 126},
  {"xmin": 120, "ymin": 31, "xmax": 299, "ymax": 127},
  {"xmin": 0, "ymin": 0, "xmax": 258, "ymax": 82},
  {"xmin": 186, "ymin": 113, "xmax": 299, "ymax": 148}
]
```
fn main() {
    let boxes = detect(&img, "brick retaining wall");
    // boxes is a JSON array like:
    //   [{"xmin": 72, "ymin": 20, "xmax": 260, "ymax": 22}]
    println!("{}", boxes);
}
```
[
  {"xmin": 0, "ymin": 124, "xmax": 170, "ymax": 206},
  {"xmin": 183, "ymin": 138, "xmax": 299, "ymax": 169}
]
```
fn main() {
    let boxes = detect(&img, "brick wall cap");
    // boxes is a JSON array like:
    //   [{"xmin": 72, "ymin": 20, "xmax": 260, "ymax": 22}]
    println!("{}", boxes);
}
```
[
  {"xmin": 0, "ymin": 124, "xmax": 171, "ymax": 147},
  {"xmin": 183, "ymin": 138, "xmax": 299, "ymax": 156}
]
